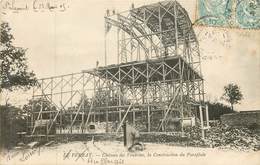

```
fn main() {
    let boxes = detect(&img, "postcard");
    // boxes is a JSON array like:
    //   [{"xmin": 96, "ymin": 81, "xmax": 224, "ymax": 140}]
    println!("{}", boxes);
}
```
[{"xmin": 0, "ymin": 0, "xmax": 259, "ymax": 165}]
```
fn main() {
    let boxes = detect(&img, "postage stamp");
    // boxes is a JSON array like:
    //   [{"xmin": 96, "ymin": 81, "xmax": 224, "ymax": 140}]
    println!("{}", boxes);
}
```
[{"xmin": 197, "ymin": 0, "xmax": 260, "ymax": 29}]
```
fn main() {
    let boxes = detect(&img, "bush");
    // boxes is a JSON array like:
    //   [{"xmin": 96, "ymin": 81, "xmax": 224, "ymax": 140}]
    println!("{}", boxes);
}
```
[
  {"xmin": 0, "ymin": 105, "xmax": 27, "ymax": 149},
  {"xmin": 206, "ymin": 101, "xmax": 235, "ymax": 120}
]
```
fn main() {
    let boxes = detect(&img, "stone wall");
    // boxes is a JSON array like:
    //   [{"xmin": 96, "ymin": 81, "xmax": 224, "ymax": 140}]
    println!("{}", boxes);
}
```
[{"xmin": 220, "ymin": 111, "xmax": 260, "ymax": 127}]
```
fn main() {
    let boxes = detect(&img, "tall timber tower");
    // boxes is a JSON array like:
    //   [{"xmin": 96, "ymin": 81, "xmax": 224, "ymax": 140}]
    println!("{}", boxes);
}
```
[
  {"xmin": 30, "ymin": 1, "xmax": 208, "ymax": 138},
  {"xmin": 103, "ymin": 0, "xmax": 205, "ymax": 132}
]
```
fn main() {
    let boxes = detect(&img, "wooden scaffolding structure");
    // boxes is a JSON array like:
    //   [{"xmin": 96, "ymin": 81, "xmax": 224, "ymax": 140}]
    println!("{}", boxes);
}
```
[{"xmin": 28, "ymin": 0, "xmax": 209, "ymax": 139}]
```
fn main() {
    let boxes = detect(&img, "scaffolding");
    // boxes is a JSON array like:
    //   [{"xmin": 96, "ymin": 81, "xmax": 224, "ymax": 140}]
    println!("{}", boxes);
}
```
[{"xmin": 28, "ymin": 0, "xmax": 209, "ymax": 139}]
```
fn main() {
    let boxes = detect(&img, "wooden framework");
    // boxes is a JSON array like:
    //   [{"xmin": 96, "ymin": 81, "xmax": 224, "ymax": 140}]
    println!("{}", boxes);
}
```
[{"xmin": 28, "ymin": 0, "xmax": 208, "ymax": 138}]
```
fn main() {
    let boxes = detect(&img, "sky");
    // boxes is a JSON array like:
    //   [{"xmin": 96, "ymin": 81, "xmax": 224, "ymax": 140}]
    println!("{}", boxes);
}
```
[{"xmin": 1, "ymin": 0, "xmax": 260, "ymax": 111}]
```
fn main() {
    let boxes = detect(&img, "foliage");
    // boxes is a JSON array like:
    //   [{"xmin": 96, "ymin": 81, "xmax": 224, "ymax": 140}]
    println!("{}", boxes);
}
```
[
  {"xmin": 76, "ymin": 89, "xmax": 122, "ymax": 108},
  {"xmin": 0, "ymin": 105, "xmax": 27, "ymax": 149},
  {"xmin": 23, "ymin": 97, "xmax": 56, "ymax": 112},
  {"xmin": 0, "ymin": 22, "xmax": 39, "ymax": 149},
  {"xmin": 0, "ymin": 22, "xmax": 37, "ymax": 92},
  {"xmin": 23, "ymin": 97, "xmax": 57, "ymax": 120},
  {"xmin": 222, "ymin": 83, "xmax": 243, "ymax": 110},
  {"xmin": 205, "ymin": 101, "xmax": 235, "ymax": 120}
]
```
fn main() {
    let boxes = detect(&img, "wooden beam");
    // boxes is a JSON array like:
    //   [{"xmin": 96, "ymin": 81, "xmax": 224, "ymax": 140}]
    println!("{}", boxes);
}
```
[
  {"xmin": 206, "ymin": 104, "xmax": 209, "ymax": 127},
  {"xmin": 31, "ymin": 101, "xmax": 43, "ymax": 135},
  {"xmin": 116, "ymin": 103, "xmax": 133, "ymax": 133},
  {"xmin": 147, "ymin": 106, "xmax": 151, "ymax": 132},
  {"xmin": 133, "ymin": 110, "xmax": 135, "ymax": 126},
  {"xmin": 68, "ymin": 99, "xmax": 84, "ymax": 133},
  {"xmin": 157, "ymin": 86, "xmax": 180, "ymax": 131},
  {"xmin": 199, "ymin": 105, "xmax": 205, "ymax": 139},
  {"xmin": 84, "ymin": 98, "xmax": 95, "ymax": 128}
]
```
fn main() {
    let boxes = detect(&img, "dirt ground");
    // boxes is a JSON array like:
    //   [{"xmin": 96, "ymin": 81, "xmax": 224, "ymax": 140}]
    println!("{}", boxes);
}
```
[{"xmin": 1, "ymin": 141, "xmax": 259, "ymax": 165}]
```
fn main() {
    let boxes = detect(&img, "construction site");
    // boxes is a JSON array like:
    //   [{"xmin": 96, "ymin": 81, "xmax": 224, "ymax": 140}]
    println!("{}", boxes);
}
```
[
  {"xmin": 1, "ymin": 1, "xmax": 260, "ymax": 165},
  {"xmin": 27, "ymin": 0, "xmax": 210, "ymax": 141}
]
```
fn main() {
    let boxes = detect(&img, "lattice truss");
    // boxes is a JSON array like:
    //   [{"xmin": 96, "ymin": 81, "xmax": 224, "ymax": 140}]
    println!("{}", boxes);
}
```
[
  {"xmin": 105, "ymin": 1, "xmax": 200, "ymax": 70},
  {"xmin": 29, "ymin": 0, "xmax": 206, "ymax": 136}
]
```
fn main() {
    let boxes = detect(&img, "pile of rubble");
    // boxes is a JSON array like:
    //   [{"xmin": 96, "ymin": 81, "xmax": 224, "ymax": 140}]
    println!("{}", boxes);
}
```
[
  {"xmin": 138, "ymin": 122, "xmax": 259, "ymax": 151},
  {"xmin": 185, "ymin": 123, "xmax": 260, "ymax": 151}
]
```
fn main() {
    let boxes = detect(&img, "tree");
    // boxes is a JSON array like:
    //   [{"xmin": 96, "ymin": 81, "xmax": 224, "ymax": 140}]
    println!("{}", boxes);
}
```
[
  {"xmin": 0, "ymin": 22, "xmax": 37, "ymax": 92},
  {"xmin": 205, "ymin": 101, "xmax": 235, "ymax": 120},
  {"xmin": 23, "ymin": 97, "xmax": 57, "ymax": 114},
  {"xmin": 0, "ymin": 105, "xmax": 27, "ymax": 148},
  {"xmin": 222, "ymin": 83, "xmax": 243, "ymax": 111},
  {"xmin": 0, "ymin": 22, "xmax": 38, "ymax": 149}
]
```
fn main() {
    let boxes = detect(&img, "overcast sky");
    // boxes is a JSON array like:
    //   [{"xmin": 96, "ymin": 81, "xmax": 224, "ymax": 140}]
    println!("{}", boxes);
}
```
[{"xmin": 1, "ymin": 0, "xmax": 260, "ymax": 111}]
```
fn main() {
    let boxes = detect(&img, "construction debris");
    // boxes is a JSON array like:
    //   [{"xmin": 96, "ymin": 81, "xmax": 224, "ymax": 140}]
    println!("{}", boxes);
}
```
[
  {"xmin": 185, "ymin": 122, "xmax": 260, "ymax": 151},
  {"xmin": 137, "ymin": 122, "xmax": 259, "ymax": 151}
]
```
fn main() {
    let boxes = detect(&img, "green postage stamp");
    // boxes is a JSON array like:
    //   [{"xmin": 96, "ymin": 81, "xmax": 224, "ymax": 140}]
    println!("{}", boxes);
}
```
[{"xmin": 197, "ymin": 0, "xmax": 260, "ymax": 29}]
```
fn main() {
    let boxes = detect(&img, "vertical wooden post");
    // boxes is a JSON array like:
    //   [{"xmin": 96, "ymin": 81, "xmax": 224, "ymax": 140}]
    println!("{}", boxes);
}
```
[
  {"xmin": 117, "ymin": 28, "xmax": 120, "ymax": 64},
  {"xmin": 133, "ymin": 110, "xmax": 135, "ymax": 126},
  {"xmin": 174, "ymin": 0, "xmax": 179, "ymax": 55},
  {"xmin": 132, "ymin": 65, "xmax": 135, "ymax": 127},
  {"xmin": 178, "ymin": 60, "xmax": 184, "ymax": 136},
  {"xmin": 60, "ymin": 77, "xmax": 63, "ymax": 134},
  {"xmin": 31, "ymin": 108, "xmax": 34, "ymax": 133},
  {"xmin": 81, "ymin": 111, "xmax": 84, "ymax": 133},
  {"xmin": 81, "ymin": 97, "xmax": 85, "ymax": 133},
  {"xmin": 70, "ymin": 111, "xmax": 73, "ymax": 134},
  {"xmin": 50, "ymin": 78, "xmax": 53, "ymax": 134},
  {"xmin": 46, "ymin": 123, "xmax": 48, "ymax": 141},
  {"xmin": 119, "ymin": 68, "xmax": 122, "ymax": 123},
  {"xmin": 119, "ymin": 102, "xmax": 122, "ymax": 122},
  {"xmin": 104, "ymin": 16, "xmax": 107, "ymax": 66},
  {"xmin": 106, "ymin": 109, "xmax": 109, "ymax": 133},
  {"xmin": 105, "ymin": 74, "xmax": 109, "ymax": 133},
  {"xmin": 123, "ymin": 122, "xmax": 127, "ymax": 146},
  {"xmin": 81, "ymin": 73, "xmax": 85, "ymax": 133},
  {"xmin": 70, "ymin": 75, "xmax": 73, "ymax": 134},
  {"xmin": 31, "ymin": 86, "xmax": 35, "ymax": 134},
  {"xmin": 158, "ymin": 5, "xmax": 162, "ymax": 57},
  {"xmin": 206, "ymin": 104, "xmax": 209, "ymax": 127},
  {"xmin": 199, "ymin": 105, "xmax": 205, "ymax": 139},
  {"xmin": 40, "ymin": 100, "xmax": 43, "ymax": 136},
  {"xmin": 147, "ymin": 106, "xmax": 151, "ymax": 132},
  {"xmin": 146, "ymin": 62, "xmax": 151, "ymax": 132},
  {"xmin": 162, "ymin": 62, "xmax": 166, "ymax": 131},
  {"xmin": 130, "ymin": 19, "xmax": 133, "ymax": 61},
  {"xmin": 40, "ymin": 80, "xmax": 44, "ymax": 135}
]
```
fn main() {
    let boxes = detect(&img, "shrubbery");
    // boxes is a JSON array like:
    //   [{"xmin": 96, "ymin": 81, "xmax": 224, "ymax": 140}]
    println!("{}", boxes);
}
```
[
  {"xmin": 206, "ymin": 101, "xmax": 235, "ymax": 120},
  {"xmin": 0, "ymin": 105, "xmax": 27, "ymax": 149}
]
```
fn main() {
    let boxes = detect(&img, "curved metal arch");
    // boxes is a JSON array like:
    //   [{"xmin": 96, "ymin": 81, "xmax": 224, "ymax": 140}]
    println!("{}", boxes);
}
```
[
  {"xmin": 172, "ymin": 1, "xmax": 197, "ymax": 42},
  {"xmin": 117, "ymin": 14, "xmax": 159, "ymax": 57},
  {"xmin": 105, "ymin": 17, "xmax": 149, "ymax": 59},
  {"xmin": 129, "ymin": 0, "xmax": 198, "ymax": 47}
]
